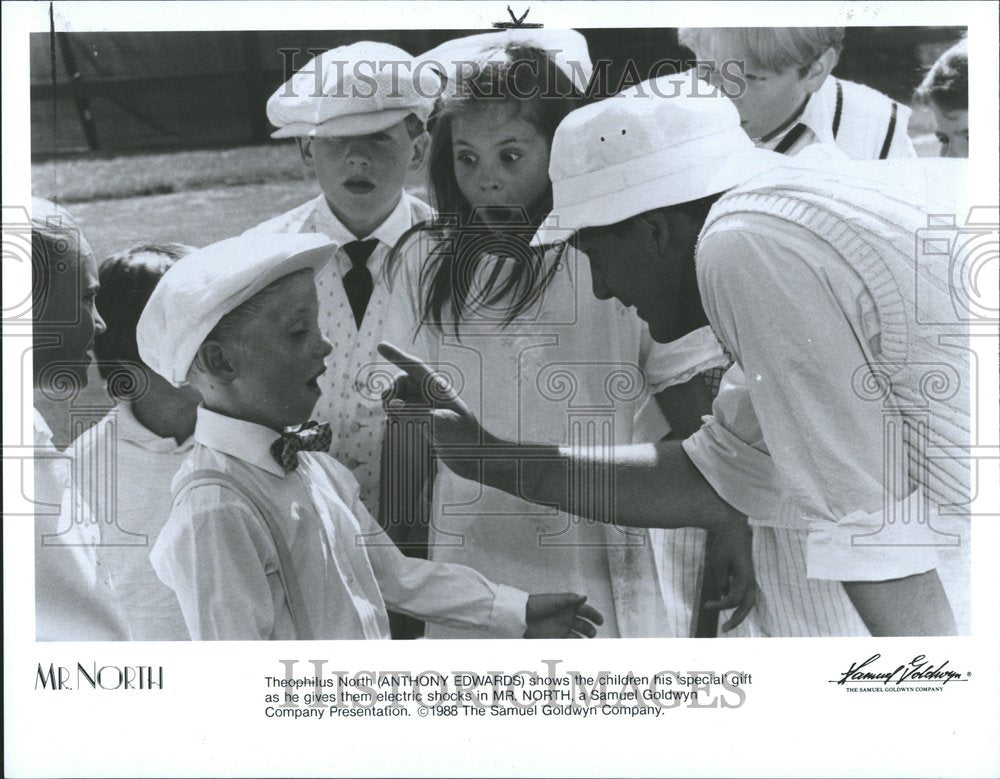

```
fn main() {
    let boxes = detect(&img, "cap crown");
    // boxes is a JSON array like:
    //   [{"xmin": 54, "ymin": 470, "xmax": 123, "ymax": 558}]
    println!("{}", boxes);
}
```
[
  {"xmin": 420, "ymin": 29, "xmax": 593, "ymax": 94},
  {"xmin": 267, "ymin": 41, "xmax": 440, "ymax": 137},
  {"xmin": 550, "ymin": 77, "xmax": 746, "ymax": 190}
]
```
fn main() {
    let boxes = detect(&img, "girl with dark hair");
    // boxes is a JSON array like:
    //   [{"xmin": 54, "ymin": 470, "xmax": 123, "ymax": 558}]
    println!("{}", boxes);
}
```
[
  {"xmin": 382, "ymin": 31, "xmax": 673, "ymax": 638},
  {"xmin": 74, "ymin": 242, "xmax": 201, "ymax": 640}
]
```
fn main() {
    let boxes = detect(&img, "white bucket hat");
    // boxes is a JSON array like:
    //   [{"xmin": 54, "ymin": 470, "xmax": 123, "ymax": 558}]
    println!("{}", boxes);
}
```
[{"xmin": 534, "ymin": 75, "xmax": 783, "ymax": 245}]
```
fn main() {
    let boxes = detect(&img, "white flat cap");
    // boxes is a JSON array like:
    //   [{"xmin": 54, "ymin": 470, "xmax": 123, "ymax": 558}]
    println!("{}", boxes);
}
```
[
  {"xmin": 535, "ymin": 75, "xmax": 782, "ymax": 244},
  {"xmin": 420, "ymin": 29, "xmax": 593, "ymax": 94},
  {"xmin": 267, "ymin": 41, "xmax": 441, "ymax": 138},
  {"xmin": 137, "ymin": 233, "xmax": 334, "ymax": 387}
]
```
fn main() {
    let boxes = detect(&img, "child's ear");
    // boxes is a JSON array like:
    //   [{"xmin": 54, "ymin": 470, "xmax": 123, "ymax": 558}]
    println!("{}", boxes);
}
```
[
  {"xmin": 193, "ymin": 340, "xmax": 237, "ymax": 386},
  {"xmin": 297, "ymin": 137, "xmax": 315, "ymax": 170},
  {"xmin": 803, "ymin": 47, "xmax": 838, "ymax": 94},
  {"xmin": 408, "ymin": 132, "xmax": 429, "ymax": 172}
]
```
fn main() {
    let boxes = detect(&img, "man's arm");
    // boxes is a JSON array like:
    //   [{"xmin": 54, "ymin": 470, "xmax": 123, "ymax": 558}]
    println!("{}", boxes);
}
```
[
  {"xmin": 843, "ymin": 574, "xmax": 956, "ymax": 636},
  {"xmin": 653, "ymin": 374, "xmax": 716, "ymax": 440},
  {"xmin": 378, "ymin": 344, "xmax": 742, "ymax": 533},
  {"xmin": 377, "ymin": 342, "xmax": 756, "ymax": 626}
]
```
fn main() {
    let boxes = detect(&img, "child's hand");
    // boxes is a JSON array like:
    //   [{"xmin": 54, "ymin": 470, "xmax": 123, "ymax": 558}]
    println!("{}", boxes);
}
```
[{"xmin": 524, "ymin": 593, "xmax": 604, "ymax": 638}]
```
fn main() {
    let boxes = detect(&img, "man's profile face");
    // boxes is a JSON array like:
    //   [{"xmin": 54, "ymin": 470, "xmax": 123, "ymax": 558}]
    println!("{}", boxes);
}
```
[
  {"xmin": 32, "ymin": 229, "xmax": 105, "ymax": 390},
  {"xmin": 577, "ymin": 207, "xmax": 706, "ymax": 344}
]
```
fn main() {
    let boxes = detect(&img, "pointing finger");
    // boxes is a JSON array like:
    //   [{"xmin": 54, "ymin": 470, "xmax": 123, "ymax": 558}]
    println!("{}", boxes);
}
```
[{"xmin": 377, "ymin": 342, "xmax": 435, "ymax": 383}]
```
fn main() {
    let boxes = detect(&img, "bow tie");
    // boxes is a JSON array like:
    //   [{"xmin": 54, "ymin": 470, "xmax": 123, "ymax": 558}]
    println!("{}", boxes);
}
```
[{"xmin": 270, "ymin": 421, "xmax": 332, "ymax": 473}]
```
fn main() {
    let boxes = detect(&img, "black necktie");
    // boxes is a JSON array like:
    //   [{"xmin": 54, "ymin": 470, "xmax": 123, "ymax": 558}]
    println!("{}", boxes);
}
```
[{"xmin": 341, "ymin": 239, "xmax": 379, "ymax": 328}]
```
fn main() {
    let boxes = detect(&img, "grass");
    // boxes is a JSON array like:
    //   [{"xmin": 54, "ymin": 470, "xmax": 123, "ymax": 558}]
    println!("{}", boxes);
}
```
[
  {"xmin": 33, "ymin": 119, "xmax": 943, "ymax": 207},
  {"xmin": 31, "ymin": 142, "xmax": 310, "ymax": 203}
]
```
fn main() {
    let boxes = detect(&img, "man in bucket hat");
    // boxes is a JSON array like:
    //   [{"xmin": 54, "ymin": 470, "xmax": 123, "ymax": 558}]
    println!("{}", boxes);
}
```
[{"xmin": 379, "ymin": 77, "xmax": 970, "ymax": 637}]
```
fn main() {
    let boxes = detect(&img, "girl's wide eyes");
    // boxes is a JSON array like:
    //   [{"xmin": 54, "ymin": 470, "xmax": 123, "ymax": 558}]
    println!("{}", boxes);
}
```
[
  {"xmin": 500, "ymin": 150, "xmax": 523, "ymax": 163},
  {"xmin": 456, "ymin": 152, "xmax": 477, "ymax": 165}
]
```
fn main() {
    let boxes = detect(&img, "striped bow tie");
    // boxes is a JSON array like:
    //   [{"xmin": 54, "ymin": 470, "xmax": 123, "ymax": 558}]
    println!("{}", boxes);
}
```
[{"xmin": 270, "ymin": 421, "xmax": 332, "ymax": 472}]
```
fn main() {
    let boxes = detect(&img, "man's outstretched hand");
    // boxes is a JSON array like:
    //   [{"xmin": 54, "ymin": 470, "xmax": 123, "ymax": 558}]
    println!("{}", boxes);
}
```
[
  {"xmin": 377, "ymin": 342, "xmax": 493, "ymax": 469},
  {"xmin": 525, "ymin": 593, "xmax": 604, "ymax": 638}
]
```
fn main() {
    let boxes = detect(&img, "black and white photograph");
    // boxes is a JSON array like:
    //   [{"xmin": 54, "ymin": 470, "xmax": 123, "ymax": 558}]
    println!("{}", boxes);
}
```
[{"xmin": 4, "ymin": 2, "xmax": 999, "ymax": 776}]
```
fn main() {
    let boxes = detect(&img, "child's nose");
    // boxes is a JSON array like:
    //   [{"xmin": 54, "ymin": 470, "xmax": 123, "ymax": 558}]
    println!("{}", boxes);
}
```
[
  {"xmin": 93, "ymin": 306, "xmax": 108, "ymax": 336},
  {"xmin": 345, "ymin": 141, "xmax": 373, "ymax": 165},
  {"xmin": 477, "ymin": 170, "xmax": 501, "ymax": 192},
  {"xmin": 316, "ymin": 333, "xmax": 334, "ymax": 357}
]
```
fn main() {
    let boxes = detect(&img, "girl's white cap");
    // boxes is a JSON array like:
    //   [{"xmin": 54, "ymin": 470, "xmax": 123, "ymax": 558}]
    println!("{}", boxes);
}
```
[{"xmin": 419, "ymin": 29, "xmax": 593, "ymax": 94}]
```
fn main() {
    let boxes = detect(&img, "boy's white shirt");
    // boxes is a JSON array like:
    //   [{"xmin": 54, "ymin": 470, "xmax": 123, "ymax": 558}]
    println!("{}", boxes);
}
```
[
  {"xmin": 150, "ymin": 406, "xmax": 528, "ymax": 640},
  {"xmin": 760, "ymin": 76, "xmax": 916, "ymax": 159},
  {"xmin": 243, "ymin": 189, "xmax": 433, "ymax": 518},
  {"xmin": 72, "ymin": 401, "xmax": 193, "ymax": 640}
]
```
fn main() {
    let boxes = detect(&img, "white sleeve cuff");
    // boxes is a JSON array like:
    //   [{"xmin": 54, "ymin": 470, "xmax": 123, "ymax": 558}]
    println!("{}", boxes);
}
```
[
  {"xmin": 682, "ymin": 417, "xmax": 785, "ymax": 520},
  {"xmin": 487, "ymin": 584, "xmax": 529, "ymax": 638},
  {"xmin": 805, "ymin": 490, "xmax": 941, "ymax": 581},
  {"xmin": 642, "ymin": 326, "xmax": 729, "ymax": 392}
]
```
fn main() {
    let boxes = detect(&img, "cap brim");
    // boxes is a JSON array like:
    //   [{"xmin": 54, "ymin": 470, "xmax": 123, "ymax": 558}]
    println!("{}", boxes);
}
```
[
  {"xmin": 534, "ymin": 148, "xmax": 786, "ymax": 246},
  {"xmin": 271, "ymin": 108, "xmax": 414, "ymax": 139}
]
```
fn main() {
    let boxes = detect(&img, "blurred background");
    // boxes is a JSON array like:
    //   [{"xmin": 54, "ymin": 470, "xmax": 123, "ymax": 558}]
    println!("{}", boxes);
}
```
[{"xmin": 31, "ymin": 27, "xmax": 965, "ymax": 258}]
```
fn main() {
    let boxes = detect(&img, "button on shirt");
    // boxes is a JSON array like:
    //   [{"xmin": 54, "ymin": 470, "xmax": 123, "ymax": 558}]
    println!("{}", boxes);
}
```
[
  {"xmin": 150, "ymin": 407, "xmax": 528, "ymax": 640},
  {"xmin": 243, "ymin": 190, "xmax": 434, "ymax": 518},
  {"xmin": 72, "ymin": 401, "xmax": 193, "ymax": 640}
]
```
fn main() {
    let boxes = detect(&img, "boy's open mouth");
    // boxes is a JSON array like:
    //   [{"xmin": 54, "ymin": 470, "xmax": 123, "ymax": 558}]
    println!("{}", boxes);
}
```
[
  {"xmin": 343, "ymin": 178, "xmax": 376, "ymax": 195},
  {"xmin": 306, "ymin": 368, "xmax": 325, "ymax": 392}
]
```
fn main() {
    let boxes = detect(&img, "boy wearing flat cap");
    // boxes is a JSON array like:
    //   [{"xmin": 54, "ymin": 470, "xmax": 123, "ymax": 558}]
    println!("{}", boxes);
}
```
[
  {"xmin": 136, "ymin": 234, "xmax": 603, "ymax": 640},
  {"xmin": 244, "ymin": 42, "xmax": 438, "ymax": 520},
  {"xmin": 380, "ymin": 77, "xmax": 970, "ymax": 638}
]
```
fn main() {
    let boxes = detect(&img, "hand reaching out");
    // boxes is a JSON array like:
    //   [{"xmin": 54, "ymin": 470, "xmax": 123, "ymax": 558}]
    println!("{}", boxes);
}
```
[
  {"xmin": 524, "ymin": 593, "xmax": 604, "ymax": 638},
  {"xmin": 378, "ymin": 342, "xmax": 495, "ymax": 481}
]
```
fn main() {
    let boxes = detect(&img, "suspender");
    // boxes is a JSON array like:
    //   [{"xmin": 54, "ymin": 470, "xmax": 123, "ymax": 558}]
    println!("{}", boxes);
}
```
[
  {"xmin": 879, "ymin": 101, "xmax": 899, "ymax": 160},
  {"xmin": 832, "ymin": 80, "xmax": 844, "ymax": 139},
  {"xmin": 172, "ymin": 469, "xmax": 316, "ymax": 640}
]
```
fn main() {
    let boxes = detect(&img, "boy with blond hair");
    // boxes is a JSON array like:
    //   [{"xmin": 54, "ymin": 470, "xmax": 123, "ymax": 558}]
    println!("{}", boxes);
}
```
[
  {"xmin": 136, "ymin": 233, "xmax": 602, "ymax": 640},
  {"xmin": 678, "ymin": 27, "xmax": 916, "ymax": 159}
]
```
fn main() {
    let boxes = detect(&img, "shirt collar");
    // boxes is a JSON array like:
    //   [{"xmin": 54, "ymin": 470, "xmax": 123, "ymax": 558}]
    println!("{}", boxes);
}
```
[
  {"xmin": 116, "ymin": 401, "xmax": 195, "ymax": 453},
  {"xmin": 313, "ymin": 190, "xmax": 416, "ymax": 251},
  {"xmin": 193, "ymin": 406, "xmax": 286, "ymax": 478},
  {"xmin": 796, "ymin": 77, "xmax": 837, "ymax": 146}
]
